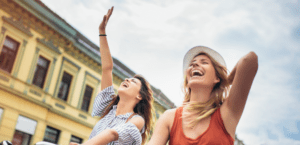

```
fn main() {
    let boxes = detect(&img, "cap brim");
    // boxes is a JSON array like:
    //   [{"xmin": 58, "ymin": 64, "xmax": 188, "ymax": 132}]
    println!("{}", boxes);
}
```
[{"xmin": 183, "ymin": 46, "xmax": 226, "ymax": 75}]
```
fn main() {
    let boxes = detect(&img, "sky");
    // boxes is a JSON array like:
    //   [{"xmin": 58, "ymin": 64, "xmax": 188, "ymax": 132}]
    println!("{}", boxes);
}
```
[{"xmin": 41, "ymin": 0, "xmax": 300, "ymax": 144}]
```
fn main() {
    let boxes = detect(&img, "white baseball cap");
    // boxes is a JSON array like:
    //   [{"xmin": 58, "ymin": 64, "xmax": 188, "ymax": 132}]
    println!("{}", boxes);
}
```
[{"xmin": 183, "ymin": 46, "xmax": 226, "ymax": 74}]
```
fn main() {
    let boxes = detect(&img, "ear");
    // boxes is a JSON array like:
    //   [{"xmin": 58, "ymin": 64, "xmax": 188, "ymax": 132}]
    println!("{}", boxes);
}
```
[
  {"xmin": 214, "ymin": 76, "xmax": 220, "ymax": 84},
  {"xmin": 136, "ymin": 95, "xmax": 142, "ymax": 101}
]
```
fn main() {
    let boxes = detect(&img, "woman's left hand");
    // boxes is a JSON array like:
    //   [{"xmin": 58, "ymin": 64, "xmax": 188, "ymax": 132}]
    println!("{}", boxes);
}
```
[
  {"xmin": 69, "ymin": 142, "xmax": 80, "ymax": 145},
  {"xmin": 99, "ymin": 6, "xmax": 114, "ymax": 34}
]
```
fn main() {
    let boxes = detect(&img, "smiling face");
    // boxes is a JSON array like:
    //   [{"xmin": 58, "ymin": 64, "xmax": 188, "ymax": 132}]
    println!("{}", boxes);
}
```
[
  {"xmin": 118, "ymin": 77, "xmax": 142, "ymax": 101},
  {"xmin": 186, "ymin": 54, "xmax": 220, "ymax": 89}
]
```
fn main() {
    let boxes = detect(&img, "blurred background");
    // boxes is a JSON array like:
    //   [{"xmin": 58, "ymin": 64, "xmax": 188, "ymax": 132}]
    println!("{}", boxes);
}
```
[{"xmin": 0, "ymin": 0, "xmax": 299, "ymax": 145}]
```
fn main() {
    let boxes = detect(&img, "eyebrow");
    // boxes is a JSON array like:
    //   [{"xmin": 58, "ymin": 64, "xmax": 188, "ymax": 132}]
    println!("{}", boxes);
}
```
[
  {"xmin": 192, "ymin": 58, "xmax": 209, "ymax": 62},
  {"xmin": 200, "ymin": 58, "xmax": 209, "ymax": 61}
]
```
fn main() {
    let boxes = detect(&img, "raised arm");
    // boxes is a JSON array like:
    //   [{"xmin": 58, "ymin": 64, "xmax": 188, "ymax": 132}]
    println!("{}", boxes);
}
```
[
  {"xmin": 88, "ymin": 7, "xmax": 115, "ymax": 117},
  {"xmin": 221, "ymin": 51, "xmax": 258, "ymax": 138},
  {"xmin": 99, "ymin": 7, "xmax": 114, "ymax": 92}
]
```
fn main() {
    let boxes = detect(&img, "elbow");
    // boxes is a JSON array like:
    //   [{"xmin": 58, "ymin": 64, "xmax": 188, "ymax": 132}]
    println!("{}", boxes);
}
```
[
  {"xmin": 249, "ymin": 51, "xmax": 258, "ymax": 61},
  {"xmin": 108, "ymin": 129, "xmax": 119, "ymax": 141},
  {"xmin": 250, "ymin": 51, "xmax": 258, "ymax": 71},
  {"xmin": 243, "ymin": 51, "xmax": 258, "ymax": 71},
  {"xmin": 102, "ymin": 65, "xmax": 113, "ymax": 71}
]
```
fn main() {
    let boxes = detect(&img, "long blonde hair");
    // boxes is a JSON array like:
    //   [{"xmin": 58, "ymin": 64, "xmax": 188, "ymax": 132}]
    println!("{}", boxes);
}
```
[{"xmin": 182, "ymin": 52, "xmax": 230, "ymax": 128}]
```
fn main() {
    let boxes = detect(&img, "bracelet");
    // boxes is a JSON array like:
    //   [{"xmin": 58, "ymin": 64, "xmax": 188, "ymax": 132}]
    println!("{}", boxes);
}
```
[{"xmin": 99, "ymin": 34, "xmax": 107, "ymax": 36}]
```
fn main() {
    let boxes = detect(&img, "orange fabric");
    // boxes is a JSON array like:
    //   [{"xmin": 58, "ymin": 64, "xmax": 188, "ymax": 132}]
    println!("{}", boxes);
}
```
[{"xmin": 169, "ymin": 107, "xmax": 234, "ymax": 145}]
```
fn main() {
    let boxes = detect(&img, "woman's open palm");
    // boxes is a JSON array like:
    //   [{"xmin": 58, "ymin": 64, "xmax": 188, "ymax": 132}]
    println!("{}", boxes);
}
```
[{"xmin": 99, "ymin": 6, "xmax": 114, "ymax": 33}]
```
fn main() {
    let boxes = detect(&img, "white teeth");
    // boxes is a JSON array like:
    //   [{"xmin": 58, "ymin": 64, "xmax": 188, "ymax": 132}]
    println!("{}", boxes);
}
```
[
  {"xmin": 192, "ymin": 70, "xmax": 200, "ymax": 73},
  {"xmin": 200, "ymin": 71, "xmax": 204, "ymax": 76},
  {"xmin": 191, "ymin": 70, "xmax": 204, "ymax": 77}
]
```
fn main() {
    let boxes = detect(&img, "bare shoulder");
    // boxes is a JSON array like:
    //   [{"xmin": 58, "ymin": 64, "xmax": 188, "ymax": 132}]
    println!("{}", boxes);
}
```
[
  {"xmin": 161, "ymin": 108, "xmax": 178, "ymax": 131},
  {"xmin": 129, "ymin": 115, "xmax": 145, "ymax": 131},
  {"xmin": 164, "ymin": 108, "xmax": 177, "ymax": 116},
  {"xmin": 161, "ymin": 108, "xmax": 177, "ymax": 121}
]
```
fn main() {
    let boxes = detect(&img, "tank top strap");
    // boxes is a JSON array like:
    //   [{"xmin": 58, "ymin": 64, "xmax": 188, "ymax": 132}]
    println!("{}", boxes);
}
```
[
  {"xmin": 211, "ymin": 107, "xmax": 234, "ymax": 142},
  {"xmin": 211, "ymin": 108, "xmax": 225, "ymax": 131}
]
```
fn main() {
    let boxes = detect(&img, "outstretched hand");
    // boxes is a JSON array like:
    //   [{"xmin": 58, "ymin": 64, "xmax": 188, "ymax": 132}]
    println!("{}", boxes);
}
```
[{"xmin": 99, "ymin": 6, "xmax": 114, "ymax": 34}]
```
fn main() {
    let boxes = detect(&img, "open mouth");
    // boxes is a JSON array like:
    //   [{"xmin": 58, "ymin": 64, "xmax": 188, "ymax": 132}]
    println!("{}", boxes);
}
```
[
  {"xmin": 191, "ymin": 70, "xmax": 204, "ymax": 77},
  {"xmin": 122, "ymin": 82, "xmax": 129, "ymax": 88}
]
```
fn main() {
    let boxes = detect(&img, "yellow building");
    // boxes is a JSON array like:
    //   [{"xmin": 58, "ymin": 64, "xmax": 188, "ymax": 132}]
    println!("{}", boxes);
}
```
[{"xmin": 0, "ymin": 0, "xmax": 175, "ymax": 144}]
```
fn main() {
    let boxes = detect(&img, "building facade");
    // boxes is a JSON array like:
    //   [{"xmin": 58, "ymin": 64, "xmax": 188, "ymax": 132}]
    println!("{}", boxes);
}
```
[{"xmin": 0, "ymin": 0, "xmax": 175, "ymax": 144}]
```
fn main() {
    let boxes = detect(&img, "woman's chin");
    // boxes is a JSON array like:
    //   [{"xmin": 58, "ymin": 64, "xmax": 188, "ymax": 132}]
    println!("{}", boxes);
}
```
[
  {"xmin": 117, "ymin": 88, "xmax": 125, "ymax": 94},
  {"xmin": 117, "ymin": 88, "xmax": 130, "ymax": 97},
  {"xmin": 188, "ymin": 80, "xmax": 203, "ymax": 85},
  {"xmin": 188, "ymin": 81, "xmax": 209, "ymax": 89}
]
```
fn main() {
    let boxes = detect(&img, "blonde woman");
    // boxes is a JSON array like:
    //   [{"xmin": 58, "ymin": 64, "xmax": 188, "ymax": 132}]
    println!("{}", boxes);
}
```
[
  {"xmin": 148, "ymin": 46, "xmax": 258, "ymax": 145},
  {"xmin": 70, "ymin": 7, "xmax": 154, "ymax": 145}
]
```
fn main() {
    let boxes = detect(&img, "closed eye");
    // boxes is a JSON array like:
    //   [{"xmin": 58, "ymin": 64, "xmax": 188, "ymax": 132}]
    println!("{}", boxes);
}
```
[
  {"xmin": 190, "ymin": 60, "xmax": 197, "ymax": 66},
  {"xmin": 190, "ymin": 61, "xmax": 196, "ymax": 66},
  {"xmin": 200, "ymin": 58, "xmax": 210, "ymax": 64},
  {"xmin": 132, "ymin": 79, "xmax": 137, "ymax": 84}
]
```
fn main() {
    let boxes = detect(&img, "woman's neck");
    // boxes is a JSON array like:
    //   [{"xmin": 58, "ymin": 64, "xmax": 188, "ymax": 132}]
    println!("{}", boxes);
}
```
[
  {"xmin": 115, "ymin": 99, "xmax": 135, "ymax": 116},
  {"xmin": 189, "ymin": 87, "xmax": 212, "ymax": 103}
]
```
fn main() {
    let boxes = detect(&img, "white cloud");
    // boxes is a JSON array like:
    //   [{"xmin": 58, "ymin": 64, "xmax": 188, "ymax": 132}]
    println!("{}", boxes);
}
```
[{"xmin": 41, "ymin": 0, "xmax": 300, "ymax": 144}]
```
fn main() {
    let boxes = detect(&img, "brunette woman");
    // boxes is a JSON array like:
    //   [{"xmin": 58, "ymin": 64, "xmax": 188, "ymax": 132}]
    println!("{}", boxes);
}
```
[{"xmin": 70, "ymin": 7, "xmax": 154, "ymax": 145}]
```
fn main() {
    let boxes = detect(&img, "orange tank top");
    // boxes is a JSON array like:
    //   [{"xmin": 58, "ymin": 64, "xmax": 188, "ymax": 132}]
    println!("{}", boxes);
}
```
[{"xmin": 169, "ymin": 107, "xmax": 234, "ymax": 145}]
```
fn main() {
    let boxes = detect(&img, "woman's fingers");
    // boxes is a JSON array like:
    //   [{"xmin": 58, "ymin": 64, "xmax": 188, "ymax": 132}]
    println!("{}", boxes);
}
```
[
  {"xmin": 103, "ymin": 15, "xmax": 107, "ymax": 24},
  {"xmin": 107, "ymin": 6, "xmax": 114, "ymax": 22},
  {"xmin": 99, "ymin": 6, "xmax": 114, "ymax": 31},
  {"xmin": 107, "ymin": 6, "xmax": 113, "ymax": 15}
]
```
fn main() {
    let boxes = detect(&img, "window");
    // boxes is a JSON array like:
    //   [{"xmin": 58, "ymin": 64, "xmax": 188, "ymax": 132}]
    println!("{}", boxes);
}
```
[
  {"xmin": 0, "ymin": 37, "xmax": 20, "ymax": 73},
  {"xmin": 81, "ymin": 85, "xmax": 93, "ymax": 112},
  {"xmin": 57, "ymin": 72, "xmax": 73, "ymax": 101},
  {"xmin": 70, "ymin": 135, "xmax": 82, "ymax": 144},
  {"xmin": 12, "ymin": 130, "xmax": 32, "ymax": 145},
  {"xmin": 12, "ymin": 116, "xmax": 37, "ymax": 145},
  {"xmin": 32, "ymin": 56, "xmax": 50, "ymax": 88},
  {"xmin": 78, "ymin": 71, "xmax": 100, "ymax": 112},
  {"xmin": 43, "ymin": 126, "xmax": 60, "ymax": 144}
]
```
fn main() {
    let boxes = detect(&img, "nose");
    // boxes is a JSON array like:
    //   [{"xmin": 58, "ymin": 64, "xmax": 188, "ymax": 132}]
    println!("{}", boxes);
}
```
[
  {"xmin": 192, "ymin": 63, "xmax": 199, "ymax": 67},
  {"xmin": 125, "ymin": 78, "xmax": 129, "ymax": 82}
]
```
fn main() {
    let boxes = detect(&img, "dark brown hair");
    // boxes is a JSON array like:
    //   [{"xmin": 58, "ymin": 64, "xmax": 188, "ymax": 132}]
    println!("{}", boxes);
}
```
[{"xmin": 101, "ymin": 74, "xmax": 154, "ymax": 144}]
